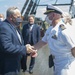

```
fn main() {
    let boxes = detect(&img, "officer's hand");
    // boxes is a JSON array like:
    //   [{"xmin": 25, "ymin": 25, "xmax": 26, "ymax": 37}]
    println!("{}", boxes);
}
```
[
  {"xmin": 30, "ymin": 49, "xmax": 38, "ymax": 57},
  {"xmin": 30, "ymin": 52, "xmax": 38, "ymax": 57}
]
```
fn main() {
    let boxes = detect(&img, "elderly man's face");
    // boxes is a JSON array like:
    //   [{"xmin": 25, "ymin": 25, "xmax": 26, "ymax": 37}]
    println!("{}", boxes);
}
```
[
  {"xmin": 11, "ymin": 10, "xmax": 22, "ymax": 26},
  {"xmin": 12, "ymin": 11, "xmax": 21, "ymax": 21},
  {"xmin": 28, "ymin": 16, "xmax": 34, "ymax": 25}
]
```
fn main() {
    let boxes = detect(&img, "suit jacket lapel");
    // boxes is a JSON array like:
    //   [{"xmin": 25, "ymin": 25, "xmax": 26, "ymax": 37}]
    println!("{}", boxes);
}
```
[
  {"xmin": 30, "ymin": 24, "xmax": 35, "ymax": 32},
  {"xmin": 16, "ymin": 28, "xmax": 24, "ymax": 45},
  {"xmin": 4, "ymin": 20, "xmax": 22, "ymax": 44},
  {"xmin": 31, "ymin": 24, "xmax": 35, "ymax": 42}
]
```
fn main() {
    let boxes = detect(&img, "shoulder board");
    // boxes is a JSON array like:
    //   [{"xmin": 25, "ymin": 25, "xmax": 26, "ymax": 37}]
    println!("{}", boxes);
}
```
[{"xmin": 59, "ymin": 24, "xmax": 66, "ymax": 30}]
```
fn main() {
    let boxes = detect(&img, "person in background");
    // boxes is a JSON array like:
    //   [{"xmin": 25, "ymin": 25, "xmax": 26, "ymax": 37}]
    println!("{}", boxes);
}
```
[
  {"xmin": 38, "ymin": 22, "xmax": 42, "ymax": 30},
  {"xmin": 33, "ymin": 5, "xmax": 75, "ymax": 75},
  {"xmin": 62, "ymin": 12, "xmax": 72, "ymax": 26},
  {"xmin": 22, "ymin": 14, "xmax": 40, "ymax": 74},
  {"xmin": 0, "ymin": 14, "xmax": 4, "ymax": 22},
  {"xmin": 38, "ymin": 22, "xmax": 44, "ymax": 38},
  {"xmin": 0, "ymin": 7, "xmax": 37, "ymax": 75}
]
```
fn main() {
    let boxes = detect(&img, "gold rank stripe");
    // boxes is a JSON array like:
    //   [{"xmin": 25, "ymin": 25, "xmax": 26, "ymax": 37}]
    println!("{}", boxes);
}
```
[{"xmin": 45, "ymin": 10, "xmax": 55, "ymax": 13}]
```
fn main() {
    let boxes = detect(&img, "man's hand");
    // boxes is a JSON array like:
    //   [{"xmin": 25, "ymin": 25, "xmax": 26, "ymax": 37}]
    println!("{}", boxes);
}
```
[
  {"xmin": 26, "ymin": 44, "xmax": 37, "ymax": 57},
  {"xmin": 26, "ymin": 44, "xmax": 34, "ymax": 53}
]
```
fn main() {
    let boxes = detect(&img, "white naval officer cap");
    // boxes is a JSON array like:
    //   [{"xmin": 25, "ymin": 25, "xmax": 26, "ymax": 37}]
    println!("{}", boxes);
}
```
[{"xmin": 44, "ymin": 5, "xmax": 63, "ymax": 15}]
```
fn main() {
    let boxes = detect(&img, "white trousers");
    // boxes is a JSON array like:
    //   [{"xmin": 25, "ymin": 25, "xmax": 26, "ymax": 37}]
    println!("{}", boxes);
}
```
[{"xmin": 54, "ymin": 60, "xmax": 75, "ymax": 75}]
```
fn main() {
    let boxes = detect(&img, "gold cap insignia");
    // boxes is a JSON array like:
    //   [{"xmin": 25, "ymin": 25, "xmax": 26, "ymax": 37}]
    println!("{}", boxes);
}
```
[{"xmin": 60, "ymin": 24, "xmax": 66, "ymax": 30}]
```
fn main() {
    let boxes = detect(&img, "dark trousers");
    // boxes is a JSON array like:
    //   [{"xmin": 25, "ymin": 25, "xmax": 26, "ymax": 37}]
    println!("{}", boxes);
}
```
[
  {"xmin": 0, "ymin": 72, "xmax": 20, "ymax": 75},
  {"xmin": 21, "ymin": 54, "xmax": 35, "ymax": 71}
]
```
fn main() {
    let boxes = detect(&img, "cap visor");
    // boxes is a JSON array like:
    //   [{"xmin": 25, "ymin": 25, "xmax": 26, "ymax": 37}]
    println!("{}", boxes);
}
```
[
  {"xmin": 44, "ymin": 10, "xmax": 51, "ymax": 14},
  {"xmin": 44, "ymin": 10, "xmax": 55, "ymax": 15}
]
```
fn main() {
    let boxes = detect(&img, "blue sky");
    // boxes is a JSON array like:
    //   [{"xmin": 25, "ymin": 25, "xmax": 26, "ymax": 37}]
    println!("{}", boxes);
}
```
[{"xmin": 0, "ymin": 0, "xmax": 71, "ymax": 20}]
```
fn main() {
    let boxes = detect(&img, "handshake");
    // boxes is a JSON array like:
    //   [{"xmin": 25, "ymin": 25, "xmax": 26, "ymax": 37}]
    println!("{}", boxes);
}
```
[{"xmin": 26, "ymin": 44, "xmax": 37, "ymax": 57}]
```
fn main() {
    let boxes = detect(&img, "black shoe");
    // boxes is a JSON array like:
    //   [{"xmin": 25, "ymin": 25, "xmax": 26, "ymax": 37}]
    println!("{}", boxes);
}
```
[
  {"xmin": 29, "ymin": 69, "xmax": 33, "ymax": 74},
  {"xmin": 22, "ymin": 69, "xmax": 27, "ymax": 72}
]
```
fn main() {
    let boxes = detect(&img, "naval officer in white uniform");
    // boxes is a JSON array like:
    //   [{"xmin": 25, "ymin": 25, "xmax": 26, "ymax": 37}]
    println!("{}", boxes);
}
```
[{"xmin": 34, "ymin": 5, "xmax": 75, "ymax": 75}]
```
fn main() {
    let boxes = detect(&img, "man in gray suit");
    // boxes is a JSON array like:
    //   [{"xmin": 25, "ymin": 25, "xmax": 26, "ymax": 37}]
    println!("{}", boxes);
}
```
[{"xmin": 22, "ymin": 15, "xmax": 40, "ymax": 74}]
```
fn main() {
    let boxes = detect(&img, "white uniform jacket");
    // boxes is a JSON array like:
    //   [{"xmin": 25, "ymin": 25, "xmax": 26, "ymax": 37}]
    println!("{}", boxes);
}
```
[{"xmin": 42, "ymin": 20, "xmax": 75, "ymax": 75}]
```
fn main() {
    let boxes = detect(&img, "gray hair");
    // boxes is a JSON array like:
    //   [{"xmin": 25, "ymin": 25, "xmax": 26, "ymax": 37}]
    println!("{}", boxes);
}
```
[
  {"xmin": 6, "ymin": 7, "xmax": 20, "ymax": 17},
  {"xmin": 28, "ymin": 14, "xmax": 35, "ymax": 19}
]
